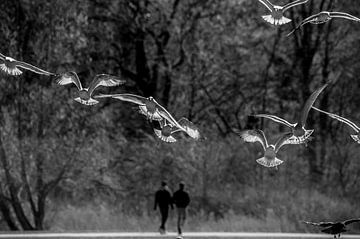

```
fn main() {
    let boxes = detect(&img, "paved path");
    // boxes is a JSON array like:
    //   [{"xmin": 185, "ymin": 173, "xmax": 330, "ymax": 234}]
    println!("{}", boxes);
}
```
[{"xmin": 0, "ymin": 232, "xmax": 359, "ymax": 238}]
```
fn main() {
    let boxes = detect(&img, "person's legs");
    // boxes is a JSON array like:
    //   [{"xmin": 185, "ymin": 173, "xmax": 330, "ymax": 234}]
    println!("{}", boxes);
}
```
[
  {"xmin": 159, "ymin": 206, "xmax": 169, "ymax": 233},
  {"xmin": 177, "ymin": 207, "xmax": 186, "ymax": 235}
]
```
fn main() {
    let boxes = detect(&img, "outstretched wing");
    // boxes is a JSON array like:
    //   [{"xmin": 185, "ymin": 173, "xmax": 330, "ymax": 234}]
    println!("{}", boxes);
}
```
[
  {"xmin": 0, "ymin": 53, "xmax": 5, "ymax": 60},
  {"xmin": 312, "ymin": 107, "xmax": 360, "ymax": 133},
  {"xmin": 257, "ymin": 0, "xmax": 274, "ymax": 12},
  {"xmin": 55, "ymin": 71, "xmax": 83, "ymax": 91},
  {"xmin": 274, "ymin": 132, "xmax": 293, "ymax": 153},
  {"xmin": 303, "ymin": 221, "xmax": 335, "ymax": 227},
  {"xmin": 283, "ymin": 0, "xmax": 309, "ymax": 12},
  {"xmin": 178, "ymin": 117, "xmax": 201, "ymax": 140},
  {"xmin": 287, "ymin": 13, "xmax": 323, "ymax": 36},
  {"xmin": 329, "ymin": 12, "xmax": 360, "ymax": 22},
  {"xmin": 15, "ymin": 60, "xmax": 55, "ymax": 76},
  {"xmin": 300, "ymin": 83, "xmax": 328, "ymax": 127},
  {"xmin": 150, "ymin": 98, "xmax": 180, "ymax": 127},
  {"xmin": 88, "ymin": 74, "xmax": 126, "ymax": 95},
  {"xmin": 253, "ymin": 114, "xmax": 295, "ymax": 128},
  {"xmin": 344, "ymin": 218, "xmax": 360, "ymax": 225},
  {"xmin": 94, "ymin": 93, "xmax": 148, "ymax": 105},
  {"xmin": 234, "ymin": 129, "xmax": 268, "ymax": 151}
]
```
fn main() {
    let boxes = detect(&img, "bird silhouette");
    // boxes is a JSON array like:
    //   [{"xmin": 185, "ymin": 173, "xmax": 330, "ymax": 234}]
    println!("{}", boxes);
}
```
[
  {"xmin": 312, "ymin": 106, "xmax": 360, "ymax": 144},
  {"xmin": 303, "ymin": 219, "xmax": 360, "ymax": 238},
  {"xmin": 234, "ymin": 129, "xmax": 292, "ymax": 168},
  {"xmin": 257, "ymin": 0, "xmax": 309, "ymax": 25},
  {"xmin": 253, "ymin": 83, "xmax": 328, "ymax": 145},
  {"xmin": 0, "ymin": 52, "xmax": 55, "ymax": 76},
  {"xmin": 55, "ymin": 72, "xmax": 125, "ymax": 105},
  {"xmin": 288, "ymin": 11, "xmax": 360, "ymax": 36}
]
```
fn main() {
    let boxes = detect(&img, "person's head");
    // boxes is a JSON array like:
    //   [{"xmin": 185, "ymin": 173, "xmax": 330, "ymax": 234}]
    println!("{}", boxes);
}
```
[
  {"xmin": 179, "ymin": 182, "xmax": 185, "ymax": 190},
  {"xmin": 161, "ymin": 181, "xmax": 167, "ymax": 188}
]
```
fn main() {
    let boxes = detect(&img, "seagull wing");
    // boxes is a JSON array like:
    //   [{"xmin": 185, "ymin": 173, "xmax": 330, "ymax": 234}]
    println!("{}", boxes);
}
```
[
  {"xmin": 283, "ymin": 0, "xmax": 309, "ymax": 12},
  {"xmin": 88, "ymin": 74, "xmax": 126, "ymax": 96},
  {"xmin": 303, "ymin": 221, "xmax": 335, "ymax": 227},
  {"xmin": 0, "ymin": 53, "xmax": 5, "ymax": 60},
  {"xmin": 329, "ymin": 12, "xmax": 360, "ymax": 22},
  {"xmin": 234, "ymin": 129, "xmax": 268, "ymax": 151},
  {"xmin": 344, "ymin": 218, "xmax": 360, "ymax": 225},
  {"xmin": 299, "ymin": 83, "xmax": 328, "ymax": 127},
  {"xmin": 274, "ymin": 132, "xmax": 293, "ymax": 153},
  {"xmin": 94, "ymin": 93, "xmax": 147, "ymax": 105},
  {"xmin": 55, "ymin": 71, "xmax": 83, "ymax": 91},
  {"xmin": 253, "ymin": 114, "xmax": 296, "ymax": 128},
  {"xmin": 257, "ymin": 0, "xmax": 274, "ymax": 12},
  {"xmin": 312, "ymin": 107, "xmax": 360, "ymax": 133},
  {"xmin": 151, "ymin": 98, "xmax": 180, "ymax": 127},
  {"xmin": 287, "ymin": 13, "xmax": 322, "ymax": 36},
  {"xmin": 178, "ymin": 117, "xmax": 201, "ymax": 139},
  {"xmin": 14, "ymin": 60, "xmax": 55, "ymax": 76}
]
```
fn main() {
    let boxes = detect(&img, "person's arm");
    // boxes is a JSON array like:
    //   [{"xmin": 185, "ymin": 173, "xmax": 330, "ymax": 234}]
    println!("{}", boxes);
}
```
[{"xmin": 154, "ymin": 192, "xmax": 158, "ymax": 210}]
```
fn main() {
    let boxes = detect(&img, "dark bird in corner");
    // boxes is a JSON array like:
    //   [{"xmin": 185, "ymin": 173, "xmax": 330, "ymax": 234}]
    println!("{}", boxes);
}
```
[
  {"xmin": 303, "ymin": 219, "xmax": 360, "ymax": 238},
  {"xmin": 257, "ymin": 0, "xmax": 309, "ymax": 25},
  {"xmin": 0, "ymin": 52, "xmax": 55, "ymax": 76},
  {"xmin": 288, "ymin": 11, "xmax": 360, "ymax": 36}
]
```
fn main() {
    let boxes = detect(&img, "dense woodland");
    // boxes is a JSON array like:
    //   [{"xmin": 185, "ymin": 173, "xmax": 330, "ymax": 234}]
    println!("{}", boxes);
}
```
[{"xmin": 0, "ymin": 0, "xmax": 359, "ymax": 232}]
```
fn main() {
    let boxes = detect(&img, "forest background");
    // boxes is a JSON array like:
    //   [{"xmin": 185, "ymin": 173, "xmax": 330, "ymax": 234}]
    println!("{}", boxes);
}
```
[{"xmin": 0, "ymin": 0, "xmax": 359, "ymax": 233}]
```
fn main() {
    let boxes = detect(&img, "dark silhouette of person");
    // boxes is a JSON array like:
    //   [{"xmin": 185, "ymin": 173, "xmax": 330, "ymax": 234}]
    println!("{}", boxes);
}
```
[
  {"xmin": 172, "ymin": 182, "xmax": 190, "ymax": 238},
  {"xmin": 154, "ymin": 181, "xmax": 173, "ymax": 234}
]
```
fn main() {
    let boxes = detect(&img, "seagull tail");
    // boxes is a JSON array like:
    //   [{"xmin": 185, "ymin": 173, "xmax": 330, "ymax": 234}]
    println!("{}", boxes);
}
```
[
  {"xmin": 262, "ymin": 15, "xmax": 291, "ymax": 26},
  {"xmin": 256, "ymin": 157, "xmax": 283, "ymax": 168}
]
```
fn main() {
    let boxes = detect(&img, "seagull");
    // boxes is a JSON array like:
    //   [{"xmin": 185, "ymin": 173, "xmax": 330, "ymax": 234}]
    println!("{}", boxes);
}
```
[
  {"xmin": 257, "ymin": 0, "xmax": 309, "ymax": 25},
  {"xmin": 0, "ymin": 52, "xmax": 55, "ymax": 76},
  {"xmin": 253, "ymin": 83, "xmax": 328, "ymax": 145},
  {"xmin": 288, "ymin": 11, "xmax": 360, "ymax": 36},
  {"xmin": 303, "ymin": 219, "xmax": 360, "ymax": 238},
  {"xmin": 312, "ymin": 106, "xmax": 360, "ymax": 144},
  {"xmin": 234, "ymin": 129, "xmax": 293, "ymax": 168},
  {"xmin": 153, "ymin": 119, "xmax": 180, "ymax": 143},
  {"xmin": 55, "ymin": 71, "xmax": 125, "ymax": 105},
  {"xmin": 94, "ymin": 93, "xmax": 164, "ymax": 121}
]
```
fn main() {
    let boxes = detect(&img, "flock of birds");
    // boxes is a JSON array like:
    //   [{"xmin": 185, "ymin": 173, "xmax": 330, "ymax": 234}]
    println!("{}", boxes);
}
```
[{"xmin": 0, "ymin": 0, "xmax": 360, "ymax": 237}]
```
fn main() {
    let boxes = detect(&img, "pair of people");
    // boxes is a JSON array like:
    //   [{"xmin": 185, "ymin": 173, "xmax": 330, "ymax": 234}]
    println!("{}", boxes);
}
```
[{"xmin": 154, "ymin": 181, "xmax": 190, "ymax": 238}]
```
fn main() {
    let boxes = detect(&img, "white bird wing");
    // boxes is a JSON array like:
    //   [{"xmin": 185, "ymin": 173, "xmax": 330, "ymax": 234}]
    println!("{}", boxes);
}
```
[
  {"xmin": 0, "ymin": 53, "xmax": 5, "ymax": 60},
  {"xmin": 55, "ymin": 71, "xmax": 83, "ymax": 91},
  {"xmin": 274, "ymin": 132, "xmax": 293, "ymax": 153},
  {"xmin": 178, "ymin": 117, "xmax": 201, "ymax": 139},
  {"xmin": 283, "ymin": 0, "xmax": 309, "ymax": 12},
  {"xmin": 94, "ymin": 93, "xmax": 147, "ymax": 105},
  {"xmin": 257, "ymin": 0, "xmax": 274, "ymax": 12},
  {"xmin": 15, "ymin": 60, "xmax": 55, "ymax": 76},
  {"xmin": 234, "ymin": 129, "xmax": 268, "ymax": 151},
  {"xmin": 300, "ymin": 83, "xmax": 328, "ymax": 127},
  {"xmin": 151, "ymin": 98, "xmax": 180, "ymax": 127},
  {"xmin": 253, "ymin": 114, "xmax": 295, "ymax": 128},
  {"xmin": 329, "ymin": 12, "xmax": 360, "ymax": 22},
  {"xmin": 312, "ymin": 107, "xmax": 360, "ymax": 133},
  {"xmin": 88, "ymin": 74, "xmax": 126, "ymax": 96}
]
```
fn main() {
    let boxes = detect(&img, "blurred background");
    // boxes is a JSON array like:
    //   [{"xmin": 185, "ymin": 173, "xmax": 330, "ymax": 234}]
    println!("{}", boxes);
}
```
[{"xmin": 0, "ymin": 0, "xmax": 359, "ymax": 233}]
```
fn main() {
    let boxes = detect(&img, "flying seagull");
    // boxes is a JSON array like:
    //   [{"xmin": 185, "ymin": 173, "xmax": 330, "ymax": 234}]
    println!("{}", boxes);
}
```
[
  {"xmin": 303, "ymin": 219, "xmax": 360, "ymax": 238},
  {"xmin": 153, "ymin": 119, "xmax": 181, "ymax": 143},
  {"xmin": 253, "ymin": 83, "xmax": 328, "ymax": 145},
  {"xmin": 312, "ymin": 106, "xmax": 360, "ymax": 144},
  {"xmin": 257, "ymin": 0, "xmax": 309, "ymax": 25},
  {"xmin": 0, "ymin": 52, "xmax": 55, "ymax": 76},
  {"xmin": 288, "ymin": 11, "xmax": 360, "ymax": 36},
  {"xmin": 55, "ymin": 71, "xmax": 125, "ymax": 105},
  {"xmin": 94, "ymin": 93, "xmax": 164, "ymax": 121},
  {"xmin": 234, "ymin": 129, "xmax": 292, "ymax": 168}
]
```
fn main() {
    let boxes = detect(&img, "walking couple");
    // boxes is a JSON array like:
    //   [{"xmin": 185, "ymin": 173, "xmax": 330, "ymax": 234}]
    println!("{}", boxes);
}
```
[{"xmin": 154, "ymin": 181, "xmax": 190, "ymax": 239}]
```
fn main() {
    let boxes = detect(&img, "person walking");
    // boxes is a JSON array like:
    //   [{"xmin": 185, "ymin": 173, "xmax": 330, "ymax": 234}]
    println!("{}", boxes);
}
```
[
  {"xmin": 154, "ymin": 181, "xmax": 173, "ymax": 234},
  {"xmin": 172, "ymin": 182, "xmax": 190, "ymax": 239}
]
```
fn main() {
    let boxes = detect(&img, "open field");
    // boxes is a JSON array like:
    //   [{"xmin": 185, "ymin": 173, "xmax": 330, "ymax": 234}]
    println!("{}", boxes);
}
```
[{"xmin": 0, "ymin": 232, "xmax": 359, "ymax": 239}]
